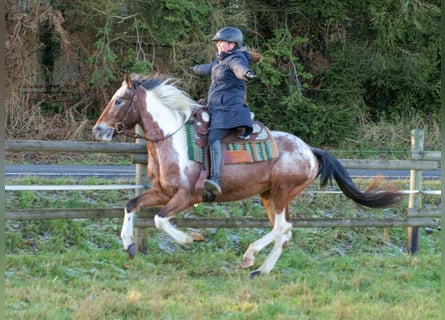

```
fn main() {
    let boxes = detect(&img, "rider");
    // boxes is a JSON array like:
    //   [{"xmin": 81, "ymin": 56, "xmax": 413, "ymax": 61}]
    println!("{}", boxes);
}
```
[{"xmin": 187, "ymin": 26, "xmax": 258, "ymax": 195}]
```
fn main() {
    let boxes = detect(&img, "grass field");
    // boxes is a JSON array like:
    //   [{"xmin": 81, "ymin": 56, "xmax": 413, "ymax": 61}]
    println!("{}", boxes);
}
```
[{"xmin": 5, "ymin": 178, "xmax": 441, "ymax": 319}]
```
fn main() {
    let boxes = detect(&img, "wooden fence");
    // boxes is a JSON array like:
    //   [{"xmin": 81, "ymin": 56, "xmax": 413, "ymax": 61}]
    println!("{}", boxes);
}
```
[{"xmin": 5, "ymin": 129, "xmax": 441, "ymax": 253}]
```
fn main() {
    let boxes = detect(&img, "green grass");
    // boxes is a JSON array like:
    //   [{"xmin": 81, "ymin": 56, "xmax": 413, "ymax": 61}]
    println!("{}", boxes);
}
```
[
  {"xmin": 6, "ymin": 236, "xmax": 440, "ymax": 319},
  {"xmin": 5, "ymin": 177, "xmax": 441, "ymax": 319}
]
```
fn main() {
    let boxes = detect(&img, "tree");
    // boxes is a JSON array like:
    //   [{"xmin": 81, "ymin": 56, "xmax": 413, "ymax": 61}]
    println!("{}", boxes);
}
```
[{"xmin": 5, "ymin": 0, "xmax": 440, "ymax": 145}]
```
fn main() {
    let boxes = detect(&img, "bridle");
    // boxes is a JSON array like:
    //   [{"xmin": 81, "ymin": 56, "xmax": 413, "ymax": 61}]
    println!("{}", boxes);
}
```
[
  {"xmin": 111, "ymin": 87, "xmax": 144, "ymax": 140},
  {"xmin": 113, "ymin": 93, "xmax": 137, "ymax": 134},
  {"xmin": 113, "ymin": 85, "xmax": 189, "ymax": 143}
]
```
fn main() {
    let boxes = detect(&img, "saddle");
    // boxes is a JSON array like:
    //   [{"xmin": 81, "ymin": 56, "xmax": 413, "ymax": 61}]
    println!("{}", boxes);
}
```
[
  {"xmin": 186, "ymin": 107, "xmax": 279, "ymax": 195},
  {"xmin": 188, "ymin": 107, "xmax": 279, "ymax": 164}
]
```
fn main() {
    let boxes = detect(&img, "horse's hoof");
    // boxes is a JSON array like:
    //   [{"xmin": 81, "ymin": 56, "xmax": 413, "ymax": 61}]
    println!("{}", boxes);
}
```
[
  {"xmin": 190, "ymin": 232, "xmax": 204, "ymax": 242},
  {"xmin": 241, "ymin": 258, "xmax": 255, "ymax": 269},
  {"xmin": 249, "ymin": 270, "xmax": 262, "ymax": 279},
  {"xmin": 126, "ymin": 243, "xmax": 136, "ymax": 259}
]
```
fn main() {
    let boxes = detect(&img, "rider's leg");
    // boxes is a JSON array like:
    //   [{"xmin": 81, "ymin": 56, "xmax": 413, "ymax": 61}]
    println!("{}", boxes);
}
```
[{"xmin": 204, "ymin": 128, "xmax": 228, "ymax": 195}]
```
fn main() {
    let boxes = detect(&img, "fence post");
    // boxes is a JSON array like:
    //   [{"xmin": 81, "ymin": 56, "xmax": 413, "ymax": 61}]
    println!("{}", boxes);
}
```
[
  {"xmin": 407, "ymin": 128, "xmax": 423, "ymax": 254},
  {"xmin": 134, "ymin": 125, "xmax": 149, "ymax": 254}
]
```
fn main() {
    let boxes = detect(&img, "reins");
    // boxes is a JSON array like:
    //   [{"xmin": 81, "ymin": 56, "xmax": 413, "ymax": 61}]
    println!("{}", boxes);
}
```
[{"xmin": 114, "ymin": 87, "xmax": 188, "ymax": 143}]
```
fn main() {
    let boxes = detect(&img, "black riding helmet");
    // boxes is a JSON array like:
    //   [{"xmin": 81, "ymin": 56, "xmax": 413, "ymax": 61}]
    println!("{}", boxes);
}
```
[{"xmin": 212, "ymin": 27, "xmax": 243, "ymax": 48}]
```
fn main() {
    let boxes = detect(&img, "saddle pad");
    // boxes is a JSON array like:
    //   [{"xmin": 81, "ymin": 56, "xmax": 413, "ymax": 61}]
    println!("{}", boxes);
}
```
[
  {"xmin": 186, "ymin": 123, "xmax": 279, "ymax": 164},
  {"xmin": 186, "ymin": 123, "xmax": 206, "ymax": 162}
]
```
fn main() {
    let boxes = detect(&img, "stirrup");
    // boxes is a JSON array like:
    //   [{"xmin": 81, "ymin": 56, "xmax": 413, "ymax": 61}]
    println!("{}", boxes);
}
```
[{"xmin": 204, "ymin": 178, "xmax": 222, "ymax": 195}]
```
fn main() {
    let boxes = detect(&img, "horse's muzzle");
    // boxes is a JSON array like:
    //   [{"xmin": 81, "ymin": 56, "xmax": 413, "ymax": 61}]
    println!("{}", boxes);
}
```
[{"xmin": 92, "ymin": 124, "xmax": 115, "ymax": 141}]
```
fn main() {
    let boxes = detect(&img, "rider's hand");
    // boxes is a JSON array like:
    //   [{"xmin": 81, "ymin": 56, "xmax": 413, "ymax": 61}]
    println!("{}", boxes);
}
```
[
  {"xmin": 186, "ymin": 66, "xmax": 195, "ymax": 73},
  {"xmin": 244, "ymin": 70, "xmax": 259, "ymax": 81}
]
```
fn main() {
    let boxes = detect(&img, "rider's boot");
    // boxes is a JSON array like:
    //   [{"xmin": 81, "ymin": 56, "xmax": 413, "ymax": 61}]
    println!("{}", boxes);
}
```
[{"xmin": 204, "ymin": 140, "xmax": 222, "ymax": 195}]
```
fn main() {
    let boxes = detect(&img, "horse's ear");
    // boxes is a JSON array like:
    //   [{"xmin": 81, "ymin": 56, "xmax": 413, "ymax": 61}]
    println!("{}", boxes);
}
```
[{"xmin": 124, "ymin": 74, "xmax": 132, "ymax": 89}]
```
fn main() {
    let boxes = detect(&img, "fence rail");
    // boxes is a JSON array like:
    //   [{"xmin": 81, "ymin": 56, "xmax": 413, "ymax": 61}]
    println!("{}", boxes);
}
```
[
  {"xmin": 5, "ymin": 140, "xmax": 146, "ymax": 154},
  {"xmin": 5, "ymin": 129, "xmax": 441, "ymax": 253},
  {"xmin": 5, "ymin": 208, "xmax": 435, "ymax": 228},
  {"xmin": 6, "ymin": 140, "xmax": 439, "ymax": 170}
]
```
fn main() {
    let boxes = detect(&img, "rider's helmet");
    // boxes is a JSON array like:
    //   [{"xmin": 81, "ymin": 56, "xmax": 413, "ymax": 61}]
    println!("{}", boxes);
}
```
[{"xmin": 212, "ymin": 27, "xmax": 243, "ymax": 47}]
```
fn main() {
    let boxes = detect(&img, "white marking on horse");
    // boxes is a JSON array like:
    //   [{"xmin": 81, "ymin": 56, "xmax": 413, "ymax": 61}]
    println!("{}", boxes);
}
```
[
  {"xmin": 172, "ymin": 130, "xmax": 195, "ymax": 184},
  {"xmin": 144, "ymin": 87, "xmax": 196, "ymax": 184},
  {"xmin": 274, "ymin": 131, "xmax": 318, "ymax": 179},
  {"xmin": 154, "ymin": 214, "xmax": 193, "ymax": 244},
  {"xmin": 145, "ymin": 90, "xmax": 181, "ymax": 133},
  {"xmin": 255, "ymin": 212, "xmax": 292, "ymax": 275},
  {"xmin": 113, "ymin": 85, "xmax": 127, "ymax": 100},
  {"xmin": 242, "ymin": 210, "xmax": 292, "ymax": 274},
  {"xmin": 121, "ymin": 208, "xmax": 135, "ymax": 250}
]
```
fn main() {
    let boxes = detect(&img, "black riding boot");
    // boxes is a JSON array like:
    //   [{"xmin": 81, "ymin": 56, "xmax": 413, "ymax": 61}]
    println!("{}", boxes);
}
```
[{"xmin": 204, "ymin": 140, "xmax": 222, "ymax": 195}]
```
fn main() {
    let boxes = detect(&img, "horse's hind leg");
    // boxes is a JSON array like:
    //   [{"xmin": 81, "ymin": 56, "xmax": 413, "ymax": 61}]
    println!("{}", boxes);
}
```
[
  {"xmin": 243, "ymin": 179, "xmax": 311, "ymax": 277},
  {"xmin": 249, "ymin": 229, "xmax": 292, "ymax": 279},
  {"xmin": 241, "ymin": 191, "xmax": 274, "ymax": 268},
  {"xmin": 241, "ymin": 210, "xmax": 292, "ymax": 273},
  {"xmin": 241, "ymin": 189, "xmax": 289, "ymax": 268}
]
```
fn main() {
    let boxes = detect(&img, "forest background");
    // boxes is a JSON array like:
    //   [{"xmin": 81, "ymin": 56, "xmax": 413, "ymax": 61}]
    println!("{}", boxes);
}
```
[{"xmin": 5, "ymin": 0, "xmax": 441, "ymax": 152}]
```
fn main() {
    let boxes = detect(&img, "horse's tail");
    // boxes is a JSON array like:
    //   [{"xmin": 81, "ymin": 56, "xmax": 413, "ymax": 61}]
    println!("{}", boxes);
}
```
[{"xmin": 311, "ymin": 148, "xmax": 402, "ymax": 208}]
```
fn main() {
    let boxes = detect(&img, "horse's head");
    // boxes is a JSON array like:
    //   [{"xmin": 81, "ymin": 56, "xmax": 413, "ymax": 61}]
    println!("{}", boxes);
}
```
[{"xmin": 92, "ymin": 74, "xmax": 142, "ymax": 141}]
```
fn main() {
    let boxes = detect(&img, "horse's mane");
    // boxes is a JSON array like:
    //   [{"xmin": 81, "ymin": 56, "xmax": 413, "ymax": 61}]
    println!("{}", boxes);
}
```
[{"xmin": 132, "ymin": 74, "xmax": 200, "ymax": 121}]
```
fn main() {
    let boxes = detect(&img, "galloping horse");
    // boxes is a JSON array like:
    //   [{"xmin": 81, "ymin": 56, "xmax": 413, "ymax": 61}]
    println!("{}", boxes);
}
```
[{"xmin": 93, "ymin": 74, "xmax": 401, "ymax": 278}]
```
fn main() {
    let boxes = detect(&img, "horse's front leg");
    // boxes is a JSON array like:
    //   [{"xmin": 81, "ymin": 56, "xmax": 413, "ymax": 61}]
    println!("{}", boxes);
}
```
[
  {"xmin": 154, "ymin": 215, "xmax": 193, "ymax": 244},
  {"xmin": 154, "ymin": 190, "xmax": 203, "ymax": 244},
  {"xmin": 122, "ymin": 189, "xmax": 201, "ymax": 258},
  {"xmin": 122, "ymin": 190, "xmax": 171, "ymax": 258},
  {"xmin": 121, "ymin": 207, "xmax": 137, "ymax": 258}
]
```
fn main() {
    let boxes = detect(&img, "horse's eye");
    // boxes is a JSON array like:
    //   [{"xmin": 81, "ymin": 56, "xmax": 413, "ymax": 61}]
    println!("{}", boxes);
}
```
[{"xmin": 115, "ymin": 98, "xmax": 124, "ymax": 108}]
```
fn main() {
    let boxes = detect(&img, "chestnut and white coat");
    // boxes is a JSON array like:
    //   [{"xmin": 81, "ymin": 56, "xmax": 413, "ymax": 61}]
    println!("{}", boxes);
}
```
[{"xmin": 92, "ymin": 74, "xmax": 401, "ymax": 278}]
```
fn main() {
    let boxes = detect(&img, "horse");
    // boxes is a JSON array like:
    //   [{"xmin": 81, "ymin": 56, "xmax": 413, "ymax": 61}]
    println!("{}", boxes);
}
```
[{"xmin": 92, "ymin": 74, "xmax": 401, "ymax": 278}]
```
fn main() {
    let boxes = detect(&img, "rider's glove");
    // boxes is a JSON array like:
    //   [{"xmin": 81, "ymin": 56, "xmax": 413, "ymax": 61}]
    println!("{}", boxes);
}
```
[{"xmin": 244, "ymin": 70, "xmax": 259, "ymax": 81}]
